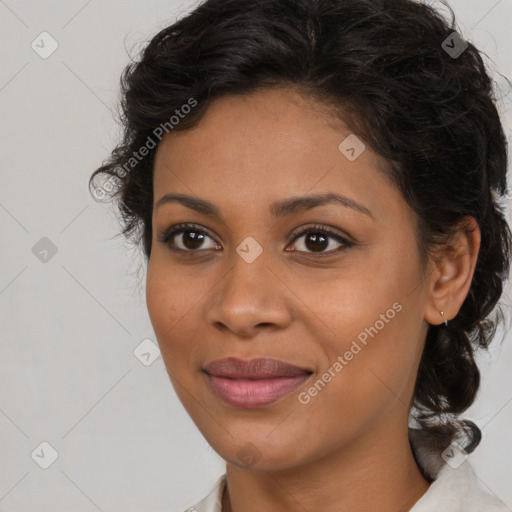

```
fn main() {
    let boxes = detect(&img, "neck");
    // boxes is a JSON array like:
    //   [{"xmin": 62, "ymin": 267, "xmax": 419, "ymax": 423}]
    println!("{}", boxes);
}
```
[{"xmin": 222, "ymin": 415, "xmax": 431, "ymax": 512}]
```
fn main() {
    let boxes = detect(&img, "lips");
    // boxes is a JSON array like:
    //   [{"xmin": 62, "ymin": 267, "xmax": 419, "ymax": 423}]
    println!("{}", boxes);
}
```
[
  {"xmin": 203, "ymin": 357, "xmax": 312, "ymax": 408},
  {"xmin": 203, "ymin": 357, "xmax": 311, "ymax": 379}
]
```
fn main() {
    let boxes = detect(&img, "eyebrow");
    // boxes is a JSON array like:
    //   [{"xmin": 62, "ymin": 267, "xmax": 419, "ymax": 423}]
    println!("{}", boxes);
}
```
[{"xmin": 155, "ymin": 192, "xmax": 374, "ymax": 220}]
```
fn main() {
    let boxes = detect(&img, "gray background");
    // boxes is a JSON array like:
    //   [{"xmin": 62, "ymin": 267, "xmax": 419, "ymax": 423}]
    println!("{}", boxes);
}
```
[{"xmin": 0, "ymin": 0, "xmax": 511, "ymax": 511}]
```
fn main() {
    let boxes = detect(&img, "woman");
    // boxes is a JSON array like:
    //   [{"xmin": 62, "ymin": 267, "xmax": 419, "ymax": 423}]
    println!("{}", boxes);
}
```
[{"xmin": 90, "ymin": 0, "xmax": 511, "ymax": 510}]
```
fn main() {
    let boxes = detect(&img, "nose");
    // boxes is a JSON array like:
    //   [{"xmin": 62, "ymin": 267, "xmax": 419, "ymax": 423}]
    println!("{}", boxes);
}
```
[{"xmin": 205, "ymin": 246, "xmax": 292, "ymax": 338}]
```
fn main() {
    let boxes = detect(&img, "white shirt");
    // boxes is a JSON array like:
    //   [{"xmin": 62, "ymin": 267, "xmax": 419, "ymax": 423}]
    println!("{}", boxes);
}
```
[{"xmin": 184, "ymin": 433, "xmax": 510, "ymax": 512}]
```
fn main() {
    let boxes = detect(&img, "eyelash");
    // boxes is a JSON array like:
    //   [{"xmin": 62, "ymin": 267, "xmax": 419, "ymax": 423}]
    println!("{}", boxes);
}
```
[{"xmin": 158, "ymin": 222, "xmax": 353, "ymax": 256}]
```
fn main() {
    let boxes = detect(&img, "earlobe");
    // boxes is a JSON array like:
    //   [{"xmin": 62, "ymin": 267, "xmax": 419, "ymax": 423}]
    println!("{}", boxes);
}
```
[{"xmin": 423, "ymin": 216, "xmax": 481, "ymax": 327}]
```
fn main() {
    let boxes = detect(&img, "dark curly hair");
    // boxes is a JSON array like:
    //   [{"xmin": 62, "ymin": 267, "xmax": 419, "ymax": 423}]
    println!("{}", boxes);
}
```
[{"xmin": 89, "ymin": 0, "xmax": 512, "ymax": 464}]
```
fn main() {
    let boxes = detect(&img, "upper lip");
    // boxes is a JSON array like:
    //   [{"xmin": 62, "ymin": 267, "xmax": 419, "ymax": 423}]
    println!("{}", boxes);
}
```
[{"xmin": 203, "ymin": 357, "xmax": 312, "ymax": 379}]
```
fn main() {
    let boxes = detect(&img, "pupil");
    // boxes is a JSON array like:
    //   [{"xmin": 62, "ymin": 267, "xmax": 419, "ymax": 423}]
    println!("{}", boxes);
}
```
[
  {"xmin": 306, "ymin": 233, "xmax": 328, "ymax": 252},
  {"xmin": 183, "ymin": 231, "xmax": 204, "ymax": 249},
  {"xmin": 180, "ymin": 231, "xmax": 329, "ymax": 251}
]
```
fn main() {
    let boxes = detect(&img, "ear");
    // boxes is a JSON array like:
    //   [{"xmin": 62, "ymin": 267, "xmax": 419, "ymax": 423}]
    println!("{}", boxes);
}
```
[{"xmin": 424, "ymin": 216, "xmax": 481, "ymax": 326}]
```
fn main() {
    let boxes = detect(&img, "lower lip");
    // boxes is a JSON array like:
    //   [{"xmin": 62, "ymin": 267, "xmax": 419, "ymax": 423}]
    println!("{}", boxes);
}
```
[{"xmin": 205, "ymin": 373, "xmax": 311, "ymax": 408}]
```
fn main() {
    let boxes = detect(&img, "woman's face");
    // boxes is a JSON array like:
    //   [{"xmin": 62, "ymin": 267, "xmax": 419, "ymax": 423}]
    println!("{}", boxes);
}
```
[{"xmin": 146, "ymin": 87, "xmax": 433, "ymax": 471}]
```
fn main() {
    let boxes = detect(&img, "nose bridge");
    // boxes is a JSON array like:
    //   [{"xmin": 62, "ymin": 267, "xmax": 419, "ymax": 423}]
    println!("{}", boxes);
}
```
[
  {"xmin": 225, "ymin": 228, "xmax": 269, "ymax": 289},
  {"xmin": 206, "ymin": 237, "xmax": 290, "ymax": 334},
  {"xmin": 222, "ymin": 238, "xmax": 271, "ymax": 308}
]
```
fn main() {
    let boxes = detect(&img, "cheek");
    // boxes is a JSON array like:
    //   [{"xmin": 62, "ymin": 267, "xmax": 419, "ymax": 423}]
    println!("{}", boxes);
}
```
[
  {"xmin": 286, "ymin": 250, "xmax": 405, "ymax": 342},
  {"xmin": 145, "ymin": 255, "xmax": 213, "ymax": 372},
  {"xmin": 293, "ymin": 252, "xmax": 422, "ymax": 418},
  {"xmin": 293, "ymin": 312, "xmax": 421, "ymax": 452},
  {"xmin": 145, "ymin": 257, "xmax": 193, "ymax": 345},
  {"xmin": 146, "ymin": 267, "xmax": 173, "ymax": 337}
]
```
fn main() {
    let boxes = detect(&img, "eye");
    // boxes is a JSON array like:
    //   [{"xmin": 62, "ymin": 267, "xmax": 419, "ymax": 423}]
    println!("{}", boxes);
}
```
[
  {"xmin": 158, "ymin": 223, "xmax": 220, "ymax": 252},
  {"xmin": 287, "ymin": 224, "xmax": 353, "ymax": 254},
  {"xmin": 158, "ymin": 222, "xmax": 353, "ymax": 255}
]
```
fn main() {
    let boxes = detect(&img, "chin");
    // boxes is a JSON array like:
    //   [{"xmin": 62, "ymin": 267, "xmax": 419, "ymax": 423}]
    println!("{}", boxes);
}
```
[{"xmin": 208, "ymin": 432, "xmax": 309, "ymax": 472}]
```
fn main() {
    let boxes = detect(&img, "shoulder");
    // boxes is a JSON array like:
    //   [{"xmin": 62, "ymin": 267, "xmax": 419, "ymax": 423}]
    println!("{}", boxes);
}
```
[
  {"xmin": 182, "ymin": 474, "xmax": 227, "ymax": 512},
  {"xmin": 411, "ymin": 461, "xmax": 510, "ymax": 512}
]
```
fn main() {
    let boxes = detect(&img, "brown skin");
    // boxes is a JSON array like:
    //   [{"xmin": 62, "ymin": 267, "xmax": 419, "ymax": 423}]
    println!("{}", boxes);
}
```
[{"xmin": 146, "ymin": 87, "xmax": 481, "ymax": 512}]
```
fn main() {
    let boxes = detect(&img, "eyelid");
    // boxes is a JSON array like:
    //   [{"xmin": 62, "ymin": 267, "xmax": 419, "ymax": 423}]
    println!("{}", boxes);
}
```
[
  {"xmin": 157, "ymin": 222, "xmax": 219, "ymax": 247},
  {"xmin": 289, "ymin": 223, "xmax": 353, "ymax": 245},
  {"xmin": 158, "ymin": 222, "xmax": 353, "ymax": 254}
]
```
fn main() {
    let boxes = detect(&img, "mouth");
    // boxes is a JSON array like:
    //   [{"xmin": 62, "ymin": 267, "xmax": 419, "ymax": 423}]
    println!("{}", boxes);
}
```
[{"xmin": 203, "ymin": 357, "xmax": 313, "ymax": 408}]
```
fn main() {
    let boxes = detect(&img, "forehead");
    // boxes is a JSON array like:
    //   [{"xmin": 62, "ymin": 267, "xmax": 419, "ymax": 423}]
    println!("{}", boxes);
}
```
[{"xmin": 152, "ymin": 87, "xmax": 406, "ymax": 226}]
